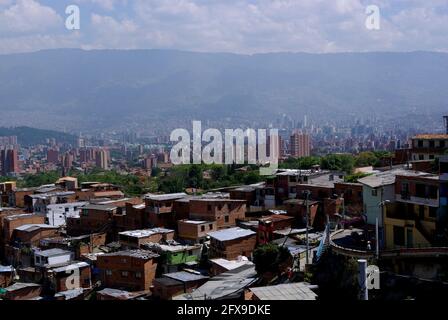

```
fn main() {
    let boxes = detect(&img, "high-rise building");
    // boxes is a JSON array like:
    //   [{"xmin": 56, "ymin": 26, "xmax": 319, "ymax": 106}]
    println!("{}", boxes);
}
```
[
  {"xmin": 143, "ymin": 155, "xmax": 157, "ymax": 170},
  {"xmin": 47, "ymin": 149, "xmax": 59, "ymax": 164},
  {"xmin": 290, "ymin": 132, "xmax": 310, "ymax": 158},
  {"xmin": 95, "ymin": 148, "xmax": 110, "ymax": 170},
  {"xmin": 62, "ymin": 152, "xmax": 74, "ymax": 169},
  {"xmin": 1, "ymin": 147, "xmax": 20, "ymax": 176}
]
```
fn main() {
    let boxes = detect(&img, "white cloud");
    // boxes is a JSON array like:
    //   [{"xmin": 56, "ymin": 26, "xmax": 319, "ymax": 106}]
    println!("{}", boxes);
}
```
[
  {"xmin": 1, "ymin": 0, "xmax": 448, "ymax": 54},
  {"xmin": 0, "ymin": 0, "xmax": 62, "ymax": 34}
]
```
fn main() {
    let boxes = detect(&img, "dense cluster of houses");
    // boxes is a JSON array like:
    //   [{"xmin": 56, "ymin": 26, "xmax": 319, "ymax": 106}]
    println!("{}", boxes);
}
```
[{"xmin": 0, "ymin": 133, "xmax": 447, "ymax": 300}]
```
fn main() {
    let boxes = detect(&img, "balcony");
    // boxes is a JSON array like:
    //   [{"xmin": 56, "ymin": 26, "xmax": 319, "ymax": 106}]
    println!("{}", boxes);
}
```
[{"xmin": 396, "ymin": 194, "xmax": 439, "ymax": 207}]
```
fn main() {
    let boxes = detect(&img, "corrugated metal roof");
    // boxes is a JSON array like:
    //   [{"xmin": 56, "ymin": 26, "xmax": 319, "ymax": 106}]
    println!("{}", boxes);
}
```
[
  {"xmin": 52, "ymin": 262, "xmax": 89, "ymax": 273},
  {"xmin": 102, "ymin": 249, "xmax": 159, "ymax": 259},
  {"xmin": 0, "ymin": 265, "xmax": 14, "ymax": 273},
  {"xmin": 36, "ymin": 248, "xmax": 72, "ymax": 257},
  {"xmin": 358, "ymin": 168, "xmax": 436, "ymax": 188},
  {"xmin": 173, "ymin": 265, "xmax": 257, "ymax": 300},
  {"xmin": 249, "ymin": 282, "xmax": 317, "ymax": 300},
  {"xmin": 163, "ymin": 271, "xmax": 209, "ymax": 283},
  {"xmin": 15, "ymin": 224, "xmax": 58, "ymax": 232},
  {"xmin": 207, "ymin": 227, "xmax": 256, "ymax": 242},
  {"xmin": 145, "ymin": 193, "xmax": 187, "ymax": 201}
]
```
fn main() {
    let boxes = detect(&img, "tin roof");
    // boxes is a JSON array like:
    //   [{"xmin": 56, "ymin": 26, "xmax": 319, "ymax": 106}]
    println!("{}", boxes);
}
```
[
  {"xmin": 144, "ymin": 193, "xmax": 187, "ymax": 201},
  {"xmin": 249, "ymin": 282, "xmax": 317, "ymax": 300},
  {"xmin": 207, "ymin": 227, "xmax": 256, "ymax": 242},
  {"xmin": 163, "ymin": 271, "xmax": 209, "ymax": 283}
]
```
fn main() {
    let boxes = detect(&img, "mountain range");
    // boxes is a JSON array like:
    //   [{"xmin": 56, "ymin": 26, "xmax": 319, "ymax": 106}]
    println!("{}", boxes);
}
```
[{"xmin": 0, "ymin": 49, "xmax": 447, "ymax": 131}]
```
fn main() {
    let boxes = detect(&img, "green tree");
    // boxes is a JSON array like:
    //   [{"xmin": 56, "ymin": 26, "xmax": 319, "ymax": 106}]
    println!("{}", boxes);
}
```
[
  {"xmin": 355, "ymin": 151, "xmax": 379, "ymax": 167},
  {"xmin": 253, "ymin": 243, "xmax": 292, "ymax": 275},
  {"xmin": 312, "ymin": 250, "xmax": 359, "ymax": 300},
  {"xmin": 321, "ymin": 154, "xmax": 355, "ymax": 173}
]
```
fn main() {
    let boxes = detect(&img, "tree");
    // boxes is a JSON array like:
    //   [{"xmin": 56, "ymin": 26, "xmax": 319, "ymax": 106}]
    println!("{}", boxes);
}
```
[
  {"xmin": 355, "ymin": 151, "xmax": 379, "ymax": 167},
  {"xmin": 312, "ymin": 250, "xmax": 359, "ymax": 300},
  {"xmin": 253, "ymin": 243, "xmax": 292, "ymax": 275},
  {"xmin": 321, "ymin": 154, "xmax": 355, "ymax": 173}
]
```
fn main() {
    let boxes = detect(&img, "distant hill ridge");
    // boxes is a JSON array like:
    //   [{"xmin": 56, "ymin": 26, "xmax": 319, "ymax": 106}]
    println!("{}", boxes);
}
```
[
  {"xmin": 0, "ymin": 126, "xmax": 75, "ymax": 146},
  {"xmin": 0, "ymin": 49, "xmax": 447, "ymax": 130}
]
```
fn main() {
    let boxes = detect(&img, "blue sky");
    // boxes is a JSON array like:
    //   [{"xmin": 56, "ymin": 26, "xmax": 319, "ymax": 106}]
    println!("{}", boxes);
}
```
[{"xmin": 1, "ymin": 0, "xmax": 447, "ymax": 54}]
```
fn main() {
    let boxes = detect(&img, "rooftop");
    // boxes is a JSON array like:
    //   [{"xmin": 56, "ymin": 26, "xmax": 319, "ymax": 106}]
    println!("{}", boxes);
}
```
[
  {"xmin": 173, "ymin": 264, "xmax": 257, "ymax": 300},
  {"xmin": 358, "ymin": 168, "xmax": 436, "ymax": 188},
  {"xmin": 97, "ymin": 288, "xmax": 141, "ymax": 299},
  {"xmin": 15, "ymin": 224, "xmax": 58, "ymax": 232},
  {"xmin": 163, "ymin": 271, "xmax": 209, "ymax": 283},
  {"xmin": 276, "ymin": 169, "xmax": 326, "ymax": 177},
  {"xmin": 35, "ymin": 248, "xmax": 72, "ymax": 257},
  {"xmin": 82, "ymin": 204, "xmax": 117, "ymax": 211},
  {"xmin": 413, "ymin": 134, "xmax": 448, "ymax": 140},
  {"xmin": 145, "ymin": 193, "xmax": 187, "ymax": 201},
  {"xmin": 249, "ymin": 282, "xmax": 317, "ymax": 300},
  {"xmin": 51, "ymin": 262, "xmax": 89, "ymax": 273},
  {"xmin": 207, "ymin": 227, "xmax": 256, "ymax": 242},
  {"xmin": 0, "ymin": 265, "xmax": 14, "ymax": 273},
  {"xmin": 144, "ymin": 242, "xmax": 200, "ymax": 253},
  {"xmin": 210, "ymin": 257, "xmax": 254, "ymax": 271},
  {"xmin": 5, "ymin": 213, "xmax": 34, "ymax": 221},
  {"xmin": 4, "ymin": 282, "xmax": 41, "ymax": 292},
  {"xmin": 101, "ymin": 249, "xmax": 159, "ymax": 259},
  {"xmin": 180, "ymin": 219, "xmax": 208, "ymax": 225},
  {"xmin": 119, "ymin": 228, "xmax": 174, "ymax": 238}
]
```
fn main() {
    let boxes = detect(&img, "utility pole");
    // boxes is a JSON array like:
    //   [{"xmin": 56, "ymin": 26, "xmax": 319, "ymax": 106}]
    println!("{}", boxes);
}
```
[
  {"xmin": 375, "ymin": 217, "xmax": 379, "ymax": 258},
  {"xmin": 358, "ymin": 259, "xmax": 368, "ymax": 301},
  {"xmin": 304, "ymin": 190, "xmax": 311, "ymax": 265}
]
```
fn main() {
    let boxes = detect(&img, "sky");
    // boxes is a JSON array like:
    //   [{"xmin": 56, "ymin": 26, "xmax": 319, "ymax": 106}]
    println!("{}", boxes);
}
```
[{"xmin": 0, "ymin": 0, "xmax": 447, "ymax": 54}]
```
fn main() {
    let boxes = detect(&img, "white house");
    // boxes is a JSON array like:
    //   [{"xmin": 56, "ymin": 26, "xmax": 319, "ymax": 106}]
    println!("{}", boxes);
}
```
[
  {"xmin": 39, "ymin": 202, "xmax": 88, "ymax": 227},
  {"xmin": 34, "ymin": 249, "xmax": 73, "ymax": 268}
]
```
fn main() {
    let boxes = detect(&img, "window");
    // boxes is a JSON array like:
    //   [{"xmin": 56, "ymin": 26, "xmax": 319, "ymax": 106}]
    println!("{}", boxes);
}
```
[
  {"xmin": 419, "ymin": 205, "xmax": 425, "ymax": 219},
  {"xmin": 428, "ymin": 186, "xmax": 438, "ymax": 199},
  {"xmin": 135, "ymin": 272, "xmax": 142, "ymax": 279},
  {"xmin": 105, "ymin": 270, "xmax": 112, "ymax": 276},
  {"xmin": 418, "ymin": 140, "xmax": 423, "ymax": 148},
  {"xmin": 209, "ymin": 224, "xmax": 213, "ymax": 230},
  {"xmin": 429, "ymin": 154, "xmax": 435, "ymax": 160},
  {"xmin": 200, "ymin": 225, "xmax": 205, "ymax": 232},
  {"xmin": 419, "ymin": 155, "xmax": 424, "ymax": 160},
  {"xmin": 429, "ymin": 140, "xmax": 435, "ymax": 148},
  {"xmin": 401, "ymin": 182, "xmax": 410, "ymax": 199},
  {"xmin": 371, "ymin": 189, "xmax": 378, "ymax": 197},
  {"xmin": 207, "ymin": 204, "xmax": 212, "ymax": 211},
  {"xmin": 224, "ymin": 216, "xmax": 229, "ymax": 223},
  {"xmin": 65, "ymin": 207, "xmax": 69, "ymax": 213},
  {"xmin": 429, "ymin": 207, "xmax": 437, "ymax": 218},
  {"xmin": 188, "ymin": 250, "xmax": 193, "ymax": 255},
  {"xmin": 121, "ymin": 271, "xmax": 129, "ymax": 278},
  {"xmin": 440, "ymin": 140, "xmax": 446, "ymax": 148},
  {"xmin": 415, "ymin": 184, "xmax": 426, "ymax": 198},
  {"xmin": 393, "ymin": 226, "xmax": 405, "ymax": 246}
]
